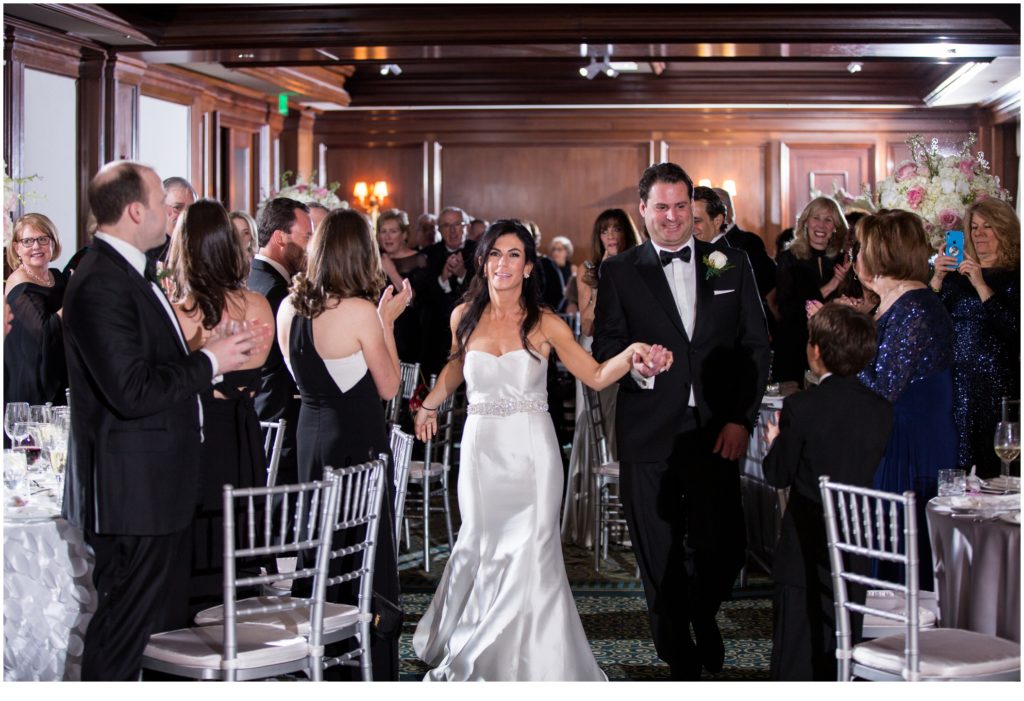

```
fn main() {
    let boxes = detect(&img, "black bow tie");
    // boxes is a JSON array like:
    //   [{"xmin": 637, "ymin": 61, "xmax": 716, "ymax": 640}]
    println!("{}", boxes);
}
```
[{"xmin": 659, "ymin": 247, "xmax": 691, "ymax": 266}]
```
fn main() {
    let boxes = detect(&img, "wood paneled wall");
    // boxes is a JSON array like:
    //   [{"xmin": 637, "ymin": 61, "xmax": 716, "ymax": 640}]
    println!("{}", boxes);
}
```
[{"xmin": 317, "ymin": 108, "xmax": 1015, "ymax": 261}]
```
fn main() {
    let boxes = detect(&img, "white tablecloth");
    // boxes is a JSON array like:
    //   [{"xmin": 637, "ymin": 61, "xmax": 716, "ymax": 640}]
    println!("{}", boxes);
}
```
[{"xmin": 3, "ymin": 509, "xmax": 96, "ymax": 681}]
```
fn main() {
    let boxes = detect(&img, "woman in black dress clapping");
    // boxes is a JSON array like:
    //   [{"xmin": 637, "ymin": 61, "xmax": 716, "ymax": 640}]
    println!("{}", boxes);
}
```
[
  {"xmin": 277, "ymin": 208, "xmax": 411, "ymax": 680},
  {"xmin": 167, "ymin": 200, "xmax": 275, "ymax": 614}
]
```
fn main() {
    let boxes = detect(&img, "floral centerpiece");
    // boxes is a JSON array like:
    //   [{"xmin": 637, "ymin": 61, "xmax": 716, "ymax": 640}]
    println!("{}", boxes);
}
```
[
  {"xmin": 877, "ymin": 133, "xmax": 1010, "ymax": 249},
  {"xmin": 258, "ymin": 170, "xmax": 347, "ymax": 212}
]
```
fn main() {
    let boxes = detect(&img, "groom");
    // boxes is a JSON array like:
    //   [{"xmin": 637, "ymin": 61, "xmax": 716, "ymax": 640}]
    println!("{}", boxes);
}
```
[{"xmin": 593, "ymin": 162, "xmax": 770, "ymax": 680}]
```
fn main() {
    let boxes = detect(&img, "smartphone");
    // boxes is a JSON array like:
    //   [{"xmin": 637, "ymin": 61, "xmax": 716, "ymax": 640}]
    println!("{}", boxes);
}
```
[{"xmin": 944, "ymin": 230, "xmax": 965, "ymax": 265}]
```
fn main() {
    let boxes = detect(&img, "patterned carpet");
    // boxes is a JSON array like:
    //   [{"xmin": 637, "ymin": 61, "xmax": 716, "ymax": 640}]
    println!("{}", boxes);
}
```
[{"xmin": 397, "ymin": 541, "xmax": 773, "ymax": 681}]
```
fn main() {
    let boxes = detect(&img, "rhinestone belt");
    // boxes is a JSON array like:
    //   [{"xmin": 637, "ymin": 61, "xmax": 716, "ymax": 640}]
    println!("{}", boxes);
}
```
[{"xmin": 467, "ymin": 398, "xmax": 549, "ymax": 417}]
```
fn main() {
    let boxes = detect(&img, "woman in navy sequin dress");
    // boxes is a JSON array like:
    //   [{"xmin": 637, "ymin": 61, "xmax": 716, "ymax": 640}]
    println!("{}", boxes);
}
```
[
  {"xmin": 930, "ymin": 199, "xmax": 1020, "ymax": 478},
  {"xmin": 855, "ymin": 211, "xmax": 955, "ymax": 590}
]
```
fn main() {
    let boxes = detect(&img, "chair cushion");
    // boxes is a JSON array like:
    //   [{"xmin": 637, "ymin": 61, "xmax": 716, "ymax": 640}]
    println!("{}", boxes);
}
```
[
  {"xmin": 195, "ymin": 596, "xmax": 363, "ymax": 636},
  {"xmin": 853, "ymin": 628, "xmax": 1021, "ymax": 678},
  {"xmin": 143, "ymin": 623, "xmax": 307, "ymax": 670},
  {"xmin": 409, "ymin": 460, "xmax": 445, "ymax": 478}
]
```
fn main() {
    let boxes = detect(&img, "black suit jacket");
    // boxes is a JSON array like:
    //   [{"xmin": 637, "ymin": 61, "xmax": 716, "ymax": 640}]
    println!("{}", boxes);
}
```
[
  {"xmin": 593, "ymin": 239, "xmax": 771, "ymax": 462},
  {"xmin": 247, "ymin": 258, "xmax": 298, "ymax": 423},
  {"xmin": 62, "ymin": 237, "xmax": 213, "ymax": 535},
  {"xmin": 724, "ymin": 225, "xmax": 776, "ymax": 299},
  {"xmin": 763, "ymin": 375, "xmax": 894, "ymax": 589}
]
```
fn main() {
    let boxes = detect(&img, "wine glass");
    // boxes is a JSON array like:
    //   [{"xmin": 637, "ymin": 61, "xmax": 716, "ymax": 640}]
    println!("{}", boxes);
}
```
[
  {"xmin": 4, "ymin": 403, "xmax": 29, "ymax": 444},
  {"xmin": 29, "ymin": 405, "xmax": 50, "ymax": 424},
  {"xmin": 994, "ymin": 421, "xmax": 1020, "ymax": 478}
]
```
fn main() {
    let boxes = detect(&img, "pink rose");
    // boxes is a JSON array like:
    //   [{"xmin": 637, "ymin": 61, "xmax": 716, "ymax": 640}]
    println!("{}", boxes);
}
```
[
  {"xmin": 297, "ymin": 184, "xmax": 308, "ymax": 193},
  {"xmin": 938, "ymin": 209, "xmax": 961, "ymax": 230},
  {"xmin": 315, "ymin": 188, "xmax": 328, "ymax": 197},
  {"xmin": 906, "ymin": 186, "xmax": 925, "ymax": 209},
  {"xmin": 974, "ymin": 190, "xmax": 990, "ymax": 203},
  {"xmin": 958, "ymin": 159, "xmax": 974, "ymax": 175},
  {"xmin": 895, "ymin": 161, "xmax": 918, "ymax": 182}
]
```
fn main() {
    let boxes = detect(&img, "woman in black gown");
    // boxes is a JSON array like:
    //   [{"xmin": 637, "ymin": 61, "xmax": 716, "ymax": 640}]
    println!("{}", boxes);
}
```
[
  {"xmin": 774, "ymin": 196, "xmax": 852, "ymax": 383},
  {"xmin": 277, "ymin": 208, "xmax": 411, "ymax": 680},
  {"xmin": 377, "ymin": 207, "xmax": 429, "ymax": 365},
  {"xmin": 167, "ymin": 200, "xmax": 275, "ymax": 615},
  {"xmin": 4, "ymin": 213, "xmax": 68, "ymax": 408},
  {"xmin": 931, "ymin": 199, "xmax": 1020, "ymax": 478}
]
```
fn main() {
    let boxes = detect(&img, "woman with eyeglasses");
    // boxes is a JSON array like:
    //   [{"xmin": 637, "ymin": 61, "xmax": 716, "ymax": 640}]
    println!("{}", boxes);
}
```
[{"xmin": 3, "ymin": 213, "xmax": 68, "ymax": 407}]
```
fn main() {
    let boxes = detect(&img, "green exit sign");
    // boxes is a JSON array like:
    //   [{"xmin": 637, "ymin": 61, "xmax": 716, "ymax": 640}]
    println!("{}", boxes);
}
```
[{"xmin": 278, "ymin": 93, "xmax": 289, "ymax": 115}]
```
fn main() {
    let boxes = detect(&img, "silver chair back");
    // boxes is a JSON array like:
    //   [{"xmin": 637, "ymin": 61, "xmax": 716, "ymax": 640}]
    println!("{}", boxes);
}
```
[
  {"xmin": 819, "ymin": 476, "xmax": 919, "ymax": 681},
  {"xmin": 385, "ymin": 361, "xmax": 421, "ymax": 426},
  {"xmin": 389, "ymin": 425, "xmax": 415, "ymax": 555},
  {"xmin": 260, "ymin": 419, "xmax": 286, "ymax": 487}
]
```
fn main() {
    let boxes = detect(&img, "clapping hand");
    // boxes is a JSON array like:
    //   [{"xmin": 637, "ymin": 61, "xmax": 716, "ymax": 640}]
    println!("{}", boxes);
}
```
[
  {"xmin": 805, "ymin": 299, "xmax": 824, "ymax": 318},
  {"xmin": 632, "ymin": 343, "xmax": 673, "ymax": 378},
  {"xmin": 378, "ymin": 278, "xmax": 413, "ymax": 326},
  {"xmin": 204, "ymin": 320, "xmax": 273, "ymax": 374},
  {"xmin": 761, "ymin": 409, "xmax": 781, "ymax": 451}
]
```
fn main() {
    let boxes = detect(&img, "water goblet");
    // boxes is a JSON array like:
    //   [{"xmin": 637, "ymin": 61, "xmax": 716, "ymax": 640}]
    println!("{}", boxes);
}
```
[
  {"xmin": 994, "ymin": 421, "xmax": 1020, "ymax": 478},
  {"xmin": 4, "ymin": 403, "xmax": 29, "ymax": 444}
]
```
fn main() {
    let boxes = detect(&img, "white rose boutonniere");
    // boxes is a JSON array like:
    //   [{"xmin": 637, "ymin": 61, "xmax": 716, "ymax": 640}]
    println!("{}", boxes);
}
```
[{"xmin": 702, "ymin": 250, "xmax": 734, "ymax": 280}]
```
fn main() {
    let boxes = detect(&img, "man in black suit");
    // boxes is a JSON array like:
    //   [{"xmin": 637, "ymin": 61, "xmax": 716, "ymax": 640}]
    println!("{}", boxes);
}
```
[
  {"xmin": 62, "ymin": 161, "xmax": 266, "ymax": 680},
  {"xmin": 713, "ymin": 186, "xmax": 777, "ymax": 304},
  {"xmin": 145, "ymin": 176, "xmax": 196, "ymax": 264},
  {"xmin": 249, "ymin": 197, "xmax": 312, "ymax": 487},
  {"xmin": 762, "ymin": 303, "xmax": 893, "ymax": 680},
  {"xmin": 421, "ymin": 206, "xmax": 476, "ymax": 375},
  {"xmin": 593, "ymin": 162, "xmax": 770, "ymax": 680}
]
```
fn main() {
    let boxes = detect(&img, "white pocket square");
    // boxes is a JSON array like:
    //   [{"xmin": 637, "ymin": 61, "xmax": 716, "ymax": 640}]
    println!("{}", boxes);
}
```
[{"xmin": 713, "ymin": 289, "xmax": 735, "ymax": 295}]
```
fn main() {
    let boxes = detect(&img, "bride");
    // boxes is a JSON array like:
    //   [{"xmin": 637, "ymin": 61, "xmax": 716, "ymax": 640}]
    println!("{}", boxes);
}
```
[{"xmin": 412, "ymin": 220, "xmax": 671, "ymax": 681}]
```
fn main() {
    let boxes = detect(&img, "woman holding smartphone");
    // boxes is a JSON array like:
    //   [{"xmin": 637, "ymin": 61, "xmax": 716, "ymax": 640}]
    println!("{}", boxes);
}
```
[{"xmin": 930, "ymin": 199, "xmax": 1020, "ymax": 478}]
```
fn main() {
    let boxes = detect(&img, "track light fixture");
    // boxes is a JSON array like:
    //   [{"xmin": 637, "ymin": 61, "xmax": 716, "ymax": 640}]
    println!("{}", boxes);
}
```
[
  {"xmin": 380, "ymin": 63, "xmax": 402, "ymax": 76},
  {"xmin": 580, "ymin": 56, "xmax": 621, "ymax": 80}
]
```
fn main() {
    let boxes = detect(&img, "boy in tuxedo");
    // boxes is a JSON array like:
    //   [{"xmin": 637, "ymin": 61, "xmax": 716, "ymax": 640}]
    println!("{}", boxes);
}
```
[{"xmin": 762, "ymin": 303, "xmax": 894, "ymax": 680}]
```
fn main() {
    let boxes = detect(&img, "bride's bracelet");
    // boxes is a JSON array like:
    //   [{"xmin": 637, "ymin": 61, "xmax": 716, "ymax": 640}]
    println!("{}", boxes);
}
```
[{"xmin": 421, "ymin": 404, "xmax": 438, "ymax": 413}]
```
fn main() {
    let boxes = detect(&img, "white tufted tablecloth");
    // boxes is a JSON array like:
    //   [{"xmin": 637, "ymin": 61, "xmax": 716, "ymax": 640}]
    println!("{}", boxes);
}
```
[{"xmin": 3, "ymin": 500, "xmax": 97, "ymax": 681}]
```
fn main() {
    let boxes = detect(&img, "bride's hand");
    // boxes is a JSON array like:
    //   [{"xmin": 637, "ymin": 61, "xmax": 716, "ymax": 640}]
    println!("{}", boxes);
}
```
[{"xmin": 414, "ymin": 406, "xmax": 438, "ymax": 441}]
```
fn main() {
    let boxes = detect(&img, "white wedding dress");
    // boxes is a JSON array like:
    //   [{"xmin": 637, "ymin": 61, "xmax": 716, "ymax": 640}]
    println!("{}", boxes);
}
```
[{"xmin": 412, "ymin": 349, "xmax": 607, "ymax": 681}]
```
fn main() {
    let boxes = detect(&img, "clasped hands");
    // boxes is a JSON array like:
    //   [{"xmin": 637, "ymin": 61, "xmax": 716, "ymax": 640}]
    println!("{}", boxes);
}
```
[{"xmin": 632, "ymin": 343, "xmax": 673, "ymax": 378}]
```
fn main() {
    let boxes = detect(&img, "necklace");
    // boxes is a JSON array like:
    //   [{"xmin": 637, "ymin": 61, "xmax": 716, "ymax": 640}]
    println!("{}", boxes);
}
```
[
  {"xmin": 875, "ymin": 280, "xmax": 922, "ymax": 318},
  {"xmin": 20, "ymin": 264, "xmax": 52, "ymax": 287}
]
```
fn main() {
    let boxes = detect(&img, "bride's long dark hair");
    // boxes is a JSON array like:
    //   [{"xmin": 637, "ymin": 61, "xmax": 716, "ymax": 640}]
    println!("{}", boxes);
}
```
[{"xmin": 453, "ymin": 219, "xmax": 544, "ymax": 361}]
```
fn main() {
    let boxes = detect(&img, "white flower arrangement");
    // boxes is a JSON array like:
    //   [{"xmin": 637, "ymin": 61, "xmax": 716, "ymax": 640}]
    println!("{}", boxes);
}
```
[
  {"xmin": 876, "ymin": 133, "xmax": 1010, "ymax": 249},
  {"xmin": 258, "ymin": 170, "xmax": 347, "ymax": 213},
  {"xmin": 702, "ymin": 250, "xmax": 734, "ymax": 279},
  {"xmin": 3, "ymin": 163, "xmax": 41, "ymax": 245}
]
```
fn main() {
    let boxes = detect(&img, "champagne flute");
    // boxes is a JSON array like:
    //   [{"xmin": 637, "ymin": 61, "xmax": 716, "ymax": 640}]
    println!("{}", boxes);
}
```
[
  {"xmin": 5, "ymin": 404, "xmax": 30, "ymax": 445},
  {"xmin": 41, "ymin": 423, "xmax": 68, "ymax": 503},
  {"xmin": 994, "ymin": 421, "xmax": 1021, "ymax": 478}
]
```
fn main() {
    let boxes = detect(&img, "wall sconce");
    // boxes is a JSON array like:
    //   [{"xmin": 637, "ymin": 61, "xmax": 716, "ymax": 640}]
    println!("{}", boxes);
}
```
[
  {"xmin": 698, "ymin": 178, "xmax": 712, "ymax": 187},
  {"xmin": 353, "ymin": 180, "xmax": 389, "ymax": 226},
  {"xmin": 721, "ymin": 179, "xmax": 737, "ymax": 197}
]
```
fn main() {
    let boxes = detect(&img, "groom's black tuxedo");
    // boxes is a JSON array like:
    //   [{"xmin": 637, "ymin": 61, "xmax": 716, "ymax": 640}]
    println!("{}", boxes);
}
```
[
  {"xmin": 62, "ymin": 235, "xmax": 215, "ymax": 679},
  {"xmin": 593, "ymin": 237, "xmax": 770, "ymax": 678}
]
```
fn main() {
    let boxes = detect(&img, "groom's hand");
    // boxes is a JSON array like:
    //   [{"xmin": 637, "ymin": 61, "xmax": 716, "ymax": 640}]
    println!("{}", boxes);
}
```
[{"xmin": 713, "ymin": 422, "xmax": 748, "ymax": 461}]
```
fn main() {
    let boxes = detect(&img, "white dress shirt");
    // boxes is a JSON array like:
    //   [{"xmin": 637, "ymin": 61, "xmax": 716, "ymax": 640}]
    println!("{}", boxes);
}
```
[{"xmin": 634, "ymin": 238, "xmax": 697, "ymax": 407}]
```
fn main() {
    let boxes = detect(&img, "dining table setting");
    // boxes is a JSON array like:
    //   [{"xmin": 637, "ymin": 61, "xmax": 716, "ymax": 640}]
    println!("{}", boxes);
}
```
[
  {"xmin": 4, "ymin": 403, "xmax": 97, "ymax": 681},
  {"xmin": 927, "ymin": 474, "xmax": 1021, "ymax": 643}
]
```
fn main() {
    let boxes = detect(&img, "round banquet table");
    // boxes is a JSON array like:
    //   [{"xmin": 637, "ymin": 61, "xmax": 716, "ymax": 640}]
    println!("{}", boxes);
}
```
[
  {"xmin": 926, "ymin": 501, "xmax": 1020, "ymax": 643},
  {"xmin": 3, "ymin": 505, "xmax": 97, "ymax": 681}
]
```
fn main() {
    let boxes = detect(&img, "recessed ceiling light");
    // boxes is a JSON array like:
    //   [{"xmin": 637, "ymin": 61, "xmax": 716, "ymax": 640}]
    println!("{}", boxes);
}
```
[
  {"xmin": 237, "ymin": 53, "xmax": 255, "ymax": 59},
  {"xmin": 847, "ymin": 61, "xmax": 863, "ymax": 74}
]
